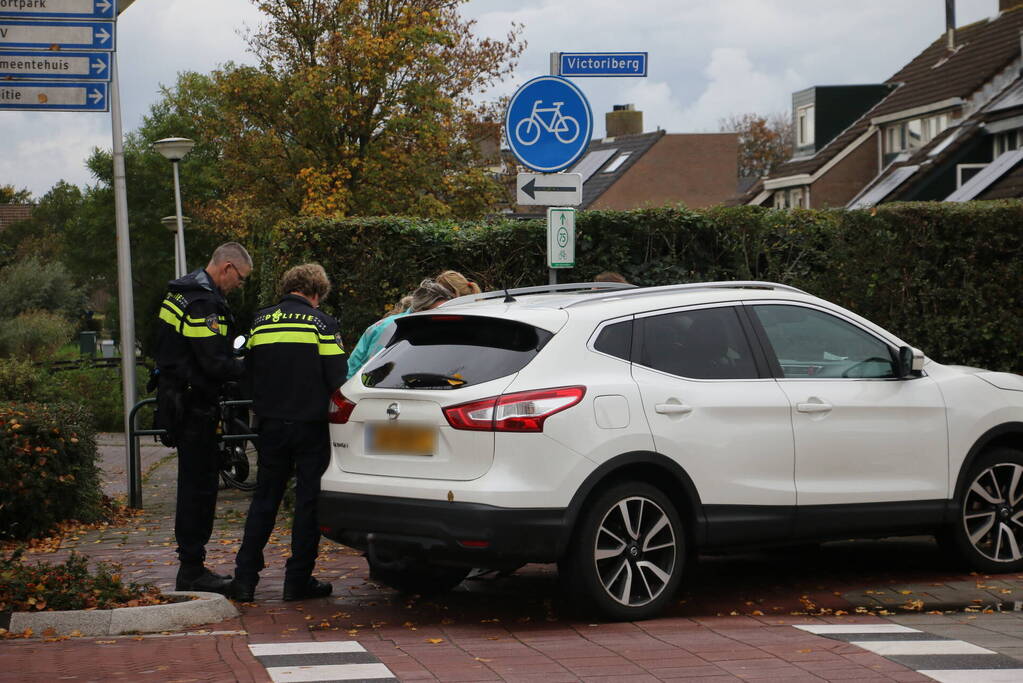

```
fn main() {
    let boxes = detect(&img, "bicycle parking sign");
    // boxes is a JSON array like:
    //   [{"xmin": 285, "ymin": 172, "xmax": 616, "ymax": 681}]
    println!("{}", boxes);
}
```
[{"xmin": 505, "ymin": 75, "xmax": 592, "ymax": 172}]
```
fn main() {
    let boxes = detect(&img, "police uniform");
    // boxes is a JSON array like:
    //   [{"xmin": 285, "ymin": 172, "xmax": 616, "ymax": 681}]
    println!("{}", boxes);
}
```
[
  {"xmin": 233, "ymin": 293, "xmax": 347, "ymax": 597},
  {"xmin": 154, "ymin": 268, "xmax": 244, "ymax": 588}
]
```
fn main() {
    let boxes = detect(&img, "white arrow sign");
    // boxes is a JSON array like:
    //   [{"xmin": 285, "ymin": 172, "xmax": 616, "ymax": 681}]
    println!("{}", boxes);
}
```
[
  {"xmin": 547, "ymin": 207, "xmax": 576, "ymax": 268},
  {"xmin": 517, "ymin": 172, "xmax": 582, "ymax": 206},
  {"xmin": 0, "ymin": 20, "xmax": 116, "ymax": 51},
  {"xmin": 0, "ymin": 81, "xmax": 108, "ymax": 111},
  {"xmin": 0, "ymin": 0, "xmax": 116, "ymax": 20},
  {"xmin": 0, "ymin": 50, "xmax": 111, "ymax": 80}
]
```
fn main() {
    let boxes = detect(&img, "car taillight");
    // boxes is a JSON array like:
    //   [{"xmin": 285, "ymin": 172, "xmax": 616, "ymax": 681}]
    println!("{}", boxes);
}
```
[
  {"xmin": 443, "ymin": 386, "xmax": 585, "ymax": 433},
  {"xmin": 328, "ymin": 390, "xmax": 356, "ymax": 424}
]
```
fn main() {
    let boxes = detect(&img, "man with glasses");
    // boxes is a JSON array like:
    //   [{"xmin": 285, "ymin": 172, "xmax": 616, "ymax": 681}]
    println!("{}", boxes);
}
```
[{"xmin": 153, "ymin": 241, "xmax": 253, "ymax": 594}]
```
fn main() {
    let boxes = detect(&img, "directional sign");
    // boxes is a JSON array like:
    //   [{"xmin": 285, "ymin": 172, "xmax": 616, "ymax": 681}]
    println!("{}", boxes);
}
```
[
  {"xmin": 505, "ymin": 75, "xmax": 592, "ymax": 173},
  {"xmin": 0, "ymin": 0, "xmax": 116, "ymax": 20},
  {"xmin": 0, "ymin": 80, "xmax": 107, "ymax": 111},
  {"xmin": 0, "ymin": 49, "xmax": 109, "ymax": 79},
  {"xmin": 557, "ymin": 52, "xmax": 648, "ymax": 77},
  {"xmin": 517, "ymin": 172, "xmax": 582, "ymax": 206},
  {"xmin": 0, "ymin": 20, "xmax": 114, "ymax": 50},
  {"xmin": 547, "ymin": 207, "xmax": 576, "ymax": 269}
]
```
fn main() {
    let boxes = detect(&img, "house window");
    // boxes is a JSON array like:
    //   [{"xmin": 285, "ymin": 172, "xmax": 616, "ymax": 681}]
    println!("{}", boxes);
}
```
[
  {"xmin": 957, "ymin": 163, "xmax": 987, "ymax": 188},
  {"xmin": 773, "ymin": 191, "xmax": 788, "ymax": 209},
  {"xmin": 797, "ymin": 105, "xmax": 815, "ymax": 147},
  {"xmin": 994, "ymin": 130, "xmax": 1021, "ymax": 157},
  {"xmin": 789, "ymin": 187, "xmax": 805, "ymax": 208},
  {"xmin": 602, "ymin": 153, "xmax": 632, "ymax": 173},
  {"xmin": 772, "ymin": 187, "xmax": 808, "ymax": 209}
]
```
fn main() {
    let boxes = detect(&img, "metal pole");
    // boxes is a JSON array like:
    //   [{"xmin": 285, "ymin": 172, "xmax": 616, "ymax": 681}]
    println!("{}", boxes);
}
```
[
  {"xmin": 172, "ymin": 160, "xmax": 187, "ymax": 276},
  {"xmin": 110, "ymin": 53, "xmax": 138, "ymax": 505}
]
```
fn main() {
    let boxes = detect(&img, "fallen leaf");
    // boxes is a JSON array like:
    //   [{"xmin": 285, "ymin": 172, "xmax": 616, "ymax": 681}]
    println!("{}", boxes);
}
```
[{"xmin": 426, "ymin": 638, "xmax": 444, "ymax": 644}]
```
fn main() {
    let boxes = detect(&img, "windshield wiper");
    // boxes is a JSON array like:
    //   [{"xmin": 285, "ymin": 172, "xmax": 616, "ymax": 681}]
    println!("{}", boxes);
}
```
[{"xmin": 401, "ymin": 373, "xmax": 467, "ymax": 389}]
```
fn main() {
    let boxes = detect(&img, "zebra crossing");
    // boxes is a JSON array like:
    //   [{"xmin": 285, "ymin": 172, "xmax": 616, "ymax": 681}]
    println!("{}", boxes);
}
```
[
  {"xmin": 248, "ymin": 641, "xmax": 398, "ymax": 682},
  {"xmin": 796, "ymin": 623, "xmax": 1023, "ymax": 682}
]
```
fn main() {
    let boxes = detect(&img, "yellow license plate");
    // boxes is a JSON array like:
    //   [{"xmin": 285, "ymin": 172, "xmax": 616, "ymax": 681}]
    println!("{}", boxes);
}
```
[{"xmin": 366, "ymin": 424, "xmax": 436, "ymax": 456}]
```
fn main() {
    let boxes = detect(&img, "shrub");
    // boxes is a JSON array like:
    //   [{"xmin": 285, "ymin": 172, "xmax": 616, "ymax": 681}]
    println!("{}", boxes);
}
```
[
  {"xmin": 0, "ymin": 548, "xmax": 163, "ymax": 612},
  {"xmin": 0, "ymin": 402, "xmax": 103, "ymax": 540},
  {"xmin": 51, "ymin": 365, "xmax": 148, "ymax": 433},
  {"xmin": 0, "ymin": 358, "xmax": 59, "ymax": 403},
  {"xmin": 0, "ymin": 257, "xmax": 84, "ymax": 319},
  {"xmin": 262, "ymin": 201, "xmax": 1023, "ymax": 374},
  {"xmin": 0, "ymin": 311, "xmax": 75, "ymax": 361}
]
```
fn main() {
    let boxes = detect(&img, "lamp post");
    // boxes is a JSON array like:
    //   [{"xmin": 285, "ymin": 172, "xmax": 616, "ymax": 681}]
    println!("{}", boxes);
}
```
[
  {"xmin": 161, "ymin": 216, "xmax": 192, "ymax": 278},
  {"xmin": 153, "ymin": 137, "xmax": 196, "ymax": 278}
]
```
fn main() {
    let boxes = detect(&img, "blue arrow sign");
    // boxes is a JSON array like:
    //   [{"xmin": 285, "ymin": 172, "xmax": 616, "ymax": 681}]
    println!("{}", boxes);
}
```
[
  {"xmin": 0, "ymin": 20, "xmax": 114, "ymax": 50},
  {"xmin": 0, "ymin": 80, "xmax": 108, "ymax": 111},
  {"xmin": 0, "ymin": 49, "xmax": 109, "ymax": 79},
  {"xmin": 0, "ymin": 0, "xmax": 115, "ymax": 20},
  {"xmin": 505, "ymin": 76, "xmax": 593, "ymax": 173},
  {"xmin": 559, "ymin": 52, "xmax": 647, "ymax": 77}
]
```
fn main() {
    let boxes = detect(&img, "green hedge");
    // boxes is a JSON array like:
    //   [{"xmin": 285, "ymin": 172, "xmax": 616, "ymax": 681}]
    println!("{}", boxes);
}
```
[
  {"xmin": 0, "ymin": 402, "xmax": 103, "ymax": 540},
  {"xmin": 261, "ymin": 201, "xmax": 1023, "ymax": 373}
]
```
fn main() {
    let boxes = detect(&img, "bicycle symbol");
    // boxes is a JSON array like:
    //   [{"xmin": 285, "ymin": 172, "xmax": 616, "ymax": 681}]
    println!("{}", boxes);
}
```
[{"xmin": 515, "ymin": 99, "xmax": 581, "ymax": 146}]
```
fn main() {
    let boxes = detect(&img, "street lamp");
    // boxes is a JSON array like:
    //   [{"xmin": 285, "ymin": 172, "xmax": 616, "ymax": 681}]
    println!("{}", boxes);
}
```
[
  {"xmin": 153, "ymin": 137, "xmax": 195, "ymax": 279},
  {"xmin": 161, "ymin": 215, "xmax": 192, "ymax": 278}
]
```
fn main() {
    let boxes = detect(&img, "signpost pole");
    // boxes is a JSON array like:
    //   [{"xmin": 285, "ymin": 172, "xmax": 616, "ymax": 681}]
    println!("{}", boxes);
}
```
[{"xmin": 110, "ymin": 50, "xmax": 138, "ymax": 508}]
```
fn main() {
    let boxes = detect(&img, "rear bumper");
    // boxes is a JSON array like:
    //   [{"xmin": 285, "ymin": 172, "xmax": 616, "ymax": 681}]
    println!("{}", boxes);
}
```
[{"xmin": 318, "ymin": 491, "xmax": 568, "ymax": 569}]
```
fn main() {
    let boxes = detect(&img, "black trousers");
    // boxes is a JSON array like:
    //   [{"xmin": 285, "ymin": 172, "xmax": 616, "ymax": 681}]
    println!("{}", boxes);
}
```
[
  {"xmin": 175, "ymin": 401, "xmax": 221, "ymax": 568},
  {"xmin": 234, "ymin": 418, "xmax": 330, "ymax": 585}
]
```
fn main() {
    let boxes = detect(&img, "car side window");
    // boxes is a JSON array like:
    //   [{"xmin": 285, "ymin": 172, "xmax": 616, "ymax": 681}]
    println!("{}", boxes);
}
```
[
  {"xmin": 752, "ymin": 304, "xmax": 895, "ymax": 379},
  {"xmin": 593, "ymin": 319, "xmax": 632, "ymax": 361},
  {"xmin": 636, "ymin": 306, "xmax": 759, "ymax": 380}
]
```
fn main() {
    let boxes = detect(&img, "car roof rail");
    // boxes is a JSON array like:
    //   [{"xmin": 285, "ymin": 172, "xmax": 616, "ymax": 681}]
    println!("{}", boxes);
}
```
[
  {"xmin": 445, "ymin": 281, "xmax": 636, "ymax": 307},
  {"xmin": 561, "ymin": 280, "xmax": 810, "ymax": 308}
]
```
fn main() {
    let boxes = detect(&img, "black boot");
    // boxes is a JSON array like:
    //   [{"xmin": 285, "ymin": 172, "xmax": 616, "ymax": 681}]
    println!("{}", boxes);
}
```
[
  {"xmin": 176, "ymin": 566, "xmax": 233, "ymax": 594},
  {"xmin": 282, "ymin": 577, "xmax": 332, "ymax": 601},
  {"xmin": 228, "ymin": 578, "xmax": 257, "ymax": 602}
]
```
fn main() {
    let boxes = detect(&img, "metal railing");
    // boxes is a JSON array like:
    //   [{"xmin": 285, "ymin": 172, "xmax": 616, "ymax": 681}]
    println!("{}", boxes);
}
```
[{"xmin": 126, "ymin": 396, "xmax": 256, "ymax": 509}]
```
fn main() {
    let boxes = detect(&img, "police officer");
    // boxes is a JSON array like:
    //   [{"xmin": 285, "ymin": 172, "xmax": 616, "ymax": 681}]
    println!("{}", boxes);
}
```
[
  {"xmin": 229, "ymin": 263, "xmax": 347, "ymax": 601},
  {"xmin": 154, "ymin": 242, "xmax": 252, "ymax": 594}
]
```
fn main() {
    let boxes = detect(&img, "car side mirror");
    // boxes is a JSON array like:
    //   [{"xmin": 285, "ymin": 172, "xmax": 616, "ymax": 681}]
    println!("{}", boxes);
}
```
[{"xmin": 896, "ymin": 346, "xmax": 925, "ymax": 378}]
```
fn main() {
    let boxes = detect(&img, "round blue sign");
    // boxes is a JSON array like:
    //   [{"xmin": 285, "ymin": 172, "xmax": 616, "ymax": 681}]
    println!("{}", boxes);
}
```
[{"xmin": 504, "ymin": 76, "xmax": 593, "ymax": 173}]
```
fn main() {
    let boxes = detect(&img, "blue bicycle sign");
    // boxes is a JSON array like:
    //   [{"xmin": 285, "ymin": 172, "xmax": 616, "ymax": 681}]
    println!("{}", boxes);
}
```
[{"xmin": 505, "ymin": 76, "xmax": 592, "ymax": 173}]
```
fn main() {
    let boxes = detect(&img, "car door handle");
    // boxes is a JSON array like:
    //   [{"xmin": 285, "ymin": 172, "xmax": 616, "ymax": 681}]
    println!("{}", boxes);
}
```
[
  {"xmin": 796, "ymin": 401, "xmax": 833, "ymax": 414},
  {"xmin": 655, "ymin": 403, "xmax": 693, "ymax": 415}
]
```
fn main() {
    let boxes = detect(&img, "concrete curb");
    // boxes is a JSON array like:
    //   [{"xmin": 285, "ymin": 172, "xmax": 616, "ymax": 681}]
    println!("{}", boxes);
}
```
[{"xmin": 5, "ymin": 591, "xmax": 238, "ymax": 637}]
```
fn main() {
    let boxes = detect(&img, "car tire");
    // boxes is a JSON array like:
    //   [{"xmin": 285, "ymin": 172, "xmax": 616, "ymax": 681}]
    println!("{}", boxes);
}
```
[
  {"xmin": 950, "ymin": 446, "xmax": 1023, "ymax": 574},
  {"xmin": 367, "ymin": 555, "xmax": 469, "ymax": 596},
  {"xmin": 566, "ymin": 480, "xmax": 685, "ymax": 621}
]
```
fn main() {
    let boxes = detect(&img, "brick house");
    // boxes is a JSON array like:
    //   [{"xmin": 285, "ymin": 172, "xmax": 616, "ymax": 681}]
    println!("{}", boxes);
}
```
[
  {"xmin": 746, "ymin": 0, "xmax": 1023, "ymax": 209},
  {"xmin": 0, "ymin": 203, "xmax": 33, "ymax": 232}
]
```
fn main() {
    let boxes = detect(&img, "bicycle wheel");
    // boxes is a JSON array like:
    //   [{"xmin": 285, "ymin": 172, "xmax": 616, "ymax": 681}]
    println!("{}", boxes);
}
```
[
  {"xmin": 515, "ymin": 117, "xmax": 541, "ymax": 146},
  {"xmin": 220, "ymin": 416, "xmax": 258, "ymax": 492},
  {"xmin": 554, "ymin": 115, "xmax": 580, "ymax": 144}
]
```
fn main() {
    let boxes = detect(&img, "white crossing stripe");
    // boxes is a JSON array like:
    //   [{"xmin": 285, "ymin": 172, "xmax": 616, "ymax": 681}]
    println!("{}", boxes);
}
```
[
  {"xmin": 795, "ymin": 624, "xmax": 921, "ymax": 634},
  {"xmin": 248, "ymin": 641, "xmax": 366, "ymax": 656},
  {"xmin": 917, "ymin": 670, "xmax": 1023, "ymax": 683},
  {"xmin": 850, "ymin": 640, "xmax": 995, "ymax": 656},
  {"xmin": 264, "ymin": 663, "xmax": 395, "ymax": 682}
]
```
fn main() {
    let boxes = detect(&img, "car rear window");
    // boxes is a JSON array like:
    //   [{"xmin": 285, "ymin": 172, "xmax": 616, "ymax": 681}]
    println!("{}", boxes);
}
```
[{"xmin": 359, "ymin": 315, "xmax": 555, "ymax": 389}]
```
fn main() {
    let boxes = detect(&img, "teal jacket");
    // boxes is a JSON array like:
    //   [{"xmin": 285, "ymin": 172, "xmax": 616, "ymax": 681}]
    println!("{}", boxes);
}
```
[{"xmin": 345, "ymin": 311, "xmax": 410, "ymax": 379}]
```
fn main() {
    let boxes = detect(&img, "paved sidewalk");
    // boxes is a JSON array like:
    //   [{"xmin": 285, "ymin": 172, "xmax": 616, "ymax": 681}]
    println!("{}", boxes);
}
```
[{"xmin": 4, "ymin": 434, "xmax": 1023, "ymax": 681}]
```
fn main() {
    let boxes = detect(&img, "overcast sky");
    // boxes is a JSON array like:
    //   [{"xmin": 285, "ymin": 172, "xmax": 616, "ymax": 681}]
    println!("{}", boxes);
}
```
[{"xmin": 1, "ymin": 0, "xmax": 997, "ymax": 198}]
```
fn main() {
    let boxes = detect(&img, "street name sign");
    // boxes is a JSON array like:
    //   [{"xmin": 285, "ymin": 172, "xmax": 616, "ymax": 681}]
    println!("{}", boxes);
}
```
[
  {"xmin": 0, "ymin": 20, "xmax": 114, "ymax": 50},
  {"xmin": 0, "ymin": 80, "xmax": 107, "ymax": 110},
  {"xmin": 0, "ymin": 0, "xmax": 116, "ymax": 20},
  {"xmin": 517, "ymin": 172, "xmax": 582, "ymax": 206},
  {"xmin": 547, "ymin": 207, "xmax": 576, "ymax": 269},
  {"xmin": 505, "ymin": 75, "xmax": 592, "ymax": 173},
  {"xmin": 557, "ymin": 52, "xmax": 648, "ymax": 77},
  {"xmin": 0, "ymin": 49, "xmax": 108, "ymax": 79}
]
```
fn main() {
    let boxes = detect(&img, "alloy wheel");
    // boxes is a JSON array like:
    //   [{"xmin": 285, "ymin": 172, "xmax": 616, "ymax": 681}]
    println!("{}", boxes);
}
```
[
  {"xmin": 592, "ymin": 495, "xmax": 677, "ymax": 607},
  {"xmin": 962, "ymin": 462, "xmax": 1023, "ymax": 563}
]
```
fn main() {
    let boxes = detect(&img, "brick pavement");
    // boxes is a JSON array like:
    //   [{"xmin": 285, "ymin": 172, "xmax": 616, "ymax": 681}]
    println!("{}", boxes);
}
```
[{"xmin": 4, "ymin": 434, "xmax": 1023, "ymax": 681}]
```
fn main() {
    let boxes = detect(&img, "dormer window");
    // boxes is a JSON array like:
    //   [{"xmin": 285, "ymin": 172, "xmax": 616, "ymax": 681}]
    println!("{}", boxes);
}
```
[
  {"xmin": 797, "ymin": 105, "xmax": 815, "ymax": 146},
  {"xmin": 994, "ymin": 130, "xmax": 1021, "ymax": 157}
]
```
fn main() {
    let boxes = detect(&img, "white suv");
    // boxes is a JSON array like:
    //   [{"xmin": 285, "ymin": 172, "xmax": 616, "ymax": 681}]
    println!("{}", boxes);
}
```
[{"xmin": 319, "ymin": 281, "xmax": 1023, "ymax": 620}]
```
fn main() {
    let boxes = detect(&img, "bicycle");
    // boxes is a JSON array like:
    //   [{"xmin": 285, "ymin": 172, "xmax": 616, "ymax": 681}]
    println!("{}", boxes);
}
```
[
  {"xmin": 514, "ymin": 99, "xmax": 580, "ymax": 146},
  {"xmin": 217, "ymin": 382, "xmax": 259, "ymax": 492}
]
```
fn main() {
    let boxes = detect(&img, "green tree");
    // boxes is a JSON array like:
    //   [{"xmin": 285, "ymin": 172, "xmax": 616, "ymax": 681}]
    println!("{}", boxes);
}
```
[{"xmin": 171, "ymin": 0, "xmax": 523, "ymax": 230}]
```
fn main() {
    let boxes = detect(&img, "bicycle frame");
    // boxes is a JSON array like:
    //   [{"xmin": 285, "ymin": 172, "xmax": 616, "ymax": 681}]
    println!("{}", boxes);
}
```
[{"xmin": 527, "ymin": 100, "xmax": 571, "ymax": 134}]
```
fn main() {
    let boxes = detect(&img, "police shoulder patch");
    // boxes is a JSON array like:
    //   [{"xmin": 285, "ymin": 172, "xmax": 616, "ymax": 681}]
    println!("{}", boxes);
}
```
[
  {"xmin": 334, "ymin": 332, "xmax": 345, "ymax": 350},
  {"xmin": 205, "ymin": 314, "xmax": 220, "ymax": 332}
]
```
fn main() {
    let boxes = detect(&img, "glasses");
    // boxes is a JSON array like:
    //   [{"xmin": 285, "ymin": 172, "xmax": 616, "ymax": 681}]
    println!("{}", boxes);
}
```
[{"xmin": 228, "ymin": 262, "xmax": 248, "ymax": 284}]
